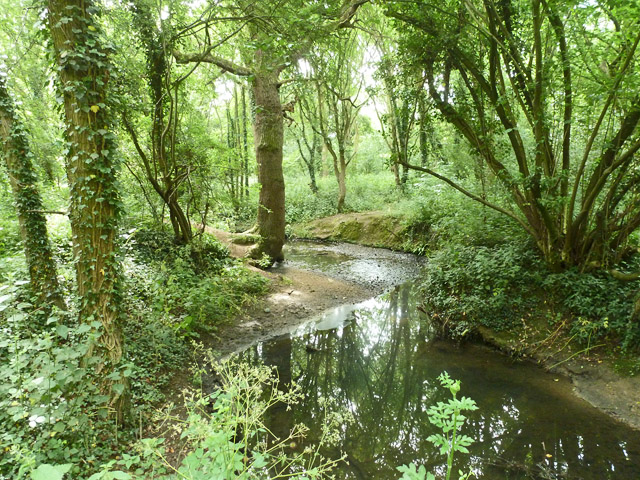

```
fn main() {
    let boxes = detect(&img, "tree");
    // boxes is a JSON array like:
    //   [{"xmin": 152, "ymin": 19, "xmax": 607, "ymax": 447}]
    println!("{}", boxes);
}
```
[
  {"xmin": 374, "ymin": 55, "xmax": 421, "ymax": 189},
  {"xmin": 120, "ymin": 0, "xmax": 195, "ymax": 244},
  {"xmin": 293, "ymin": 82, "xmax": 322, "ymax": 194},
  {"xmin": 47, "ymin": 0, "xmax": 127, "ymax": 418},
  {"xmin": 174, "ymin": 0, "xmax": 368, "ymax": 262},
  {"xmin": 0, "ymin": 75, "xmax": 64, "ymax": 309},
  {"xmin": 312, "ymin": 30, "xmax": 367, "ymax": 212},
  {"xmin": 386, "ymin": 0, "xmax": 640, "ymax": 271}
]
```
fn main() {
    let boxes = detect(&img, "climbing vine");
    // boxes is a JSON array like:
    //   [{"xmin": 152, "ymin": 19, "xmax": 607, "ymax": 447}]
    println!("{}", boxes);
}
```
[
  {"xmin": 46, "ymin": 0, "xmax": 128, "ymax": 420},
  {"xmin": 0, "ymin": 74, "xmax": 63, "ymax": 308}
]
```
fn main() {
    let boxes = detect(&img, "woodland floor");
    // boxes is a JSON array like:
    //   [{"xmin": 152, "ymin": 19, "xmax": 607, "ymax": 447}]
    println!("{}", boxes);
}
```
[{"xmin": 205, "ymin": 217, "xmax": 640, "ymax": 430}]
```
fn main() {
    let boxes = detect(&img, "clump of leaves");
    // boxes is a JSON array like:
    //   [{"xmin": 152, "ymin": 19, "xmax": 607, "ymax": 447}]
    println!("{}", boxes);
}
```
[
  {"xmin": 0, "ymin": 291, "xmax": 131, "ymax": 479},
  {"xmin": 543, "ymin": 261, "xmax": 640, "ymax": 350},
  {"xmin": 420, "ymin": 241, "xmax": 543, "ymax": 334},
  {"xmin": 127, "ymin": 229, "xmax": 229, "ymax": 274},
  {"xmin": 122, "ymin": 228, "xmax": 267, "ymax": 336}
]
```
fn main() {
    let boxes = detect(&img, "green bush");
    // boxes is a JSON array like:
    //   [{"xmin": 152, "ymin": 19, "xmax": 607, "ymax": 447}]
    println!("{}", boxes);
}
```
[
  {"xmin": 124, "ymin": 229, "xmax": 267, "ymax": 337},
  {"xmin": 0, "ymin": 215, "xmax": 21, "ymax": 257},
  {"xmin": 544, "ymin": 262, "xmax": 640, "ymax": 349},
  {"xmin": 128, "ymin": 229, "xmax": 229, "ymax": 274},
  {"xmin": 420, "ymin": 241, "xmax": 543, "ymax": 333}
]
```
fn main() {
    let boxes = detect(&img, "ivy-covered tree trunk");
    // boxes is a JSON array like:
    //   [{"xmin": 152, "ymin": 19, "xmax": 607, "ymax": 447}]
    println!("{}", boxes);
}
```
[
  {"xmin": 48, "ymin": 0, "xmax": 127, "ymax": 420},
  {"xmin": 251, "ymin": 69, "xmax": 285, "ymax": 262},
  {"xmin": 0, "ymin": 77, "xmax": 64, "ymax": 309},
  {"xmin": 129, "ymin": 0, "xmax": 192, "ymax": 245}
]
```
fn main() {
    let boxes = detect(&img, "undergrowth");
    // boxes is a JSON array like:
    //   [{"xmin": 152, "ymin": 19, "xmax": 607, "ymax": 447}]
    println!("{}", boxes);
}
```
[
  {"xmin": 0, "ymin": 225, "xmax": 270, "ymax": 478},
  {"xmin": 124, "ymin": 228, "xmax": 268, "ymax": 337},
  {"xmin": 420, "ymin": 236, "xmax": 640, "ymax": 350}
]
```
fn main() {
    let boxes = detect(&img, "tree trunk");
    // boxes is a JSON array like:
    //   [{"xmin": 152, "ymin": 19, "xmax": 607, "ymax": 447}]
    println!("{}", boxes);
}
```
[
  {"xmin": 308, "ymin": 161, "xmax": 319, "ymax": 194},
  {"xmin": 48, "ymin": 0, "xmax": 127, "ymax": 421},
  {"xmin": 242, "ymin": 85, "xmax": 249, "ymax": 198},
  {"xmin": 131, "ymin": 0, "xmax": 192, "ymax": 245},
  {"xmin": 418, "ymin": 95, "xmax": 429, "ymax": 167},
  {"xmin": 0, "ymin": 77, "xmax": 64, "ymax": 309},
  {"xmin": 336, "ymin": 166, "xmax": 347, "ymax": 213},
  {"xmin": 250, "ymin": 70, "xmax": 285, "ymax": 262}
]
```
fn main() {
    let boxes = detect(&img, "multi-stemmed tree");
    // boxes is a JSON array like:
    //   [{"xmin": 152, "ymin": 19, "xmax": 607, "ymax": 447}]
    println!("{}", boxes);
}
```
[{"xmin": 386, "ymin": 0, "xmax": 640, "ymax": 271}]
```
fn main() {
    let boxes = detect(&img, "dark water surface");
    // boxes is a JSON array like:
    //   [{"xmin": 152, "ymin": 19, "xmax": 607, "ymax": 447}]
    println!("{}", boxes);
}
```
[{"xmin": 240, "ymin": 242, "xmax": 640, "ymax": 479}]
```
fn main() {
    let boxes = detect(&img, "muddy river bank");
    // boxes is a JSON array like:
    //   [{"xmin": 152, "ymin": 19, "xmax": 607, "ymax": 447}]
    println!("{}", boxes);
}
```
[{"xmin": 206, "ymin": 239, "xmax": 640, "ymax": 479}]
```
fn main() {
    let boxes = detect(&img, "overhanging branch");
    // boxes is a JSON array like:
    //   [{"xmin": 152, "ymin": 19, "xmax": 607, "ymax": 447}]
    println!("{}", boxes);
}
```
[
  {"xmin": 398, "ymin": 160, "xmax": 536, "ymax": 237},
  {"xmin": 173, "ymin": 50, "xmax": 253, "ymax": 77}
]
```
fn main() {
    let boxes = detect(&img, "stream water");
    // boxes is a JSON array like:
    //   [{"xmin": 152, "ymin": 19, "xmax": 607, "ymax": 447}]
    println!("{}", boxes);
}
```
[{"xmin": 240, "ymin": 241, "xmax": 640, "ymax": 479}]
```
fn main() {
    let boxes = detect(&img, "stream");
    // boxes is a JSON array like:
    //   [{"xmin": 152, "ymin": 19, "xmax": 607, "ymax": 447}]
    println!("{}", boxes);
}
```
[{"xmin": 238, "ymin": 241, "xmax": 640, "ymax": 479}]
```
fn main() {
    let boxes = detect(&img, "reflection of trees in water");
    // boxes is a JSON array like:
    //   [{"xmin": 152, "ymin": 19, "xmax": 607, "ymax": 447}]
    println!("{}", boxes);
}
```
[{"xmin": 243, "ymin": 285, "xmax": 639, "ymax": 479}]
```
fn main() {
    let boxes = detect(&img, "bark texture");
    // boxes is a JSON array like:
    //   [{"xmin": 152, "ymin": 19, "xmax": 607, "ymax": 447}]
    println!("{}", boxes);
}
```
[
  {"xmin": 251, "ymin": 70, "xmax": 285, "ymax": 262},
  {"xmin": 48, "ymin": 0, "xmax": 127, "ymax": 419}
]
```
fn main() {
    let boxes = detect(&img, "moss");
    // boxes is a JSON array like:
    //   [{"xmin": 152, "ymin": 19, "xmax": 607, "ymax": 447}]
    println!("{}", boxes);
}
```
[
  {"xmin": 336, "ymin": 220, "xmax": 363, "ymax": 241},
  {"xmin": 292, "ymin": 212, "xmax": 413, "ymax": 252},
  {"xmin": 230, "ymin": 233, "xmax": 261, "ymax": 245}
]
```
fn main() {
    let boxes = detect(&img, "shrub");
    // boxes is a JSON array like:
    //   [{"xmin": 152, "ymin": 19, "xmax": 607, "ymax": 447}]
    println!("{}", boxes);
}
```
[
  {"xmin": 0, "ymin": 295, "xmax": 128, "ymax": 479},
  {"xmin": 420, "ymin": 241, "xmax": 544, "ymax": 333},
  {"xmin": 543, "ymin": 261, "xmax": 640, "ymax": 349},
  {"xmin": 123, "ymin": 229, "xmax": 267, "ymax": 337}
]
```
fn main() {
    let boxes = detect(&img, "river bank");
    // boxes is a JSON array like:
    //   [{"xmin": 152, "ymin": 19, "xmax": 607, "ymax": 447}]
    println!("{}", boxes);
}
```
[{"xmin": 207, "ymin": 214, "xmax": 640, "ymax": 431}]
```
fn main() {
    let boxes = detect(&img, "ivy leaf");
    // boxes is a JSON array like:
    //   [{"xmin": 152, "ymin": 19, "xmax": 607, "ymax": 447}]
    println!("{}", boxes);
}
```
[
  {"xmin": 56, "ymin": 325, "xmax": 69, "ymax": 339},
  {"xmin": 90, "ymin": 105, "xmax": 100, "ymax": 113}
]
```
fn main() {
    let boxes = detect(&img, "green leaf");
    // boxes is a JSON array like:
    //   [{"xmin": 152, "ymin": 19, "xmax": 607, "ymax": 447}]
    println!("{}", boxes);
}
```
[
  {"xmin": 111, "ymin": 473, "xmax": 132, "ymax": 480},
  {"xmin": 56, "ymin": 325, "xmax": 69, "ymax": 339},
  {"xmin": 31, "ymin": 464, "xmax": 72, "ymax": 480}
]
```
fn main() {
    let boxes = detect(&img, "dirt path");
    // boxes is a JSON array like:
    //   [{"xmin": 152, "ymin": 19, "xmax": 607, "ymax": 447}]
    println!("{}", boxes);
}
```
[{"xmin": 205, "ymin": 228, "xmax": 381, "ymax": 356}]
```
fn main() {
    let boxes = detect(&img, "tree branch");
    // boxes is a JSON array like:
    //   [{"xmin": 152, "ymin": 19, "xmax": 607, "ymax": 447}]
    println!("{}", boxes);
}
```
[
  {"xmin": 173, "ymin": 50, "xmax": 253, "ymax": 76},
  {"xmin": 398, "ymin": 159, "xmax": 537, "ymax": 238}
]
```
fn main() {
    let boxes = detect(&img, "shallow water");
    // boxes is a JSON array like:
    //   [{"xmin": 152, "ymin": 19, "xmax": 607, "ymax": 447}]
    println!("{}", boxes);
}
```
[{"xmin": 241, "ymin": 242, "xmax": 640, "ymax": 479}]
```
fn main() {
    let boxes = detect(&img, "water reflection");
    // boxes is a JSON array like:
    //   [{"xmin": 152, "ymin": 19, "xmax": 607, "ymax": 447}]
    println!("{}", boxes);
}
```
[{"xmin": 241, "ymin": 283, "xmax": 640, "ymax": 480}]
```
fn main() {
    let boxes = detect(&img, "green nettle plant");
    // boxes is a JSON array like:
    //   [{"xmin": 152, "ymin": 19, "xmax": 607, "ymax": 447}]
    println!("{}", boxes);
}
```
[{"xmin": 398, "ymin": 373, "xmax": 478, "ymax": 480}]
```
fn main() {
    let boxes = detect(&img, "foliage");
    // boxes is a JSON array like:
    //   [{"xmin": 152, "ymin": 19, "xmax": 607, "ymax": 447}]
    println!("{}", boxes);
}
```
[
  {"xmin": 127, "ymin": 228, "xmax": 229, "ymax": 274},
  {"xmin": 398, "ymin": 373, "xmax": 477, "ymax": 480},
  {"xmin": 544, "ymin": 261, "xmax": 640, "ymax": 349},
  {"xmin": 145, "ymin": 359, "xmax": 342, "ymax": 479},
  {"xmin": 125, "ymin": 228, "xmax": 267, "ymax": 336},
  {"xmin": 384, "ymin": 0, "xmax": 640, "ymax": 270},
  {"xmin": 0, "ymin": 294, "xmax": 128, "ymax": 479},
  {"xmin": 420, "ymin": 240, "xmax": 544, "ymax": 334},
  {"xmin": 285, "ymin": 173, "xmax": 400, "ymax": 225},
  {"xmin": 84, "ymin": 358, "xmax": 343, "ymax": 480},
  {"xmin": 421, "ymin": 226, "xmax": 640, "ymax": 348}
]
